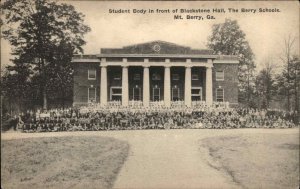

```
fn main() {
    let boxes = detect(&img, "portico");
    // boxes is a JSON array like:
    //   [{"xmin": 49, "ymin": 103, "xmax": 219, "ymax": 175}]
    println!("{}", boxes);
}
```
[{"xmin": 99, "ymin": 57, "xmax": 213, "ymax": 107}]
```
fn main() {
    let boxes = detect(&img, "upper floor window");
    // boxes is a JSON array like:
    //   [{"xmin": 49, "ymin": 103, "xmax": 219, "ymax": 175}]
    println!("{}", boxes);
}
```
[
  {"xmin": 88, "ymin": 69, "xmax": 96, "ymax": 80},
  {"xmin": 192, "ymin": 74, "xmax": 199, "ymax": 80},
  {"xmin": 172, "ymin": 74, "xmax": 180, "ymax": 80},
  {"xmin": 114, "ymin": 74, "xmax": 121, "ymax": 80},
  {"xmin": 216, "ymin": 70, "xmax": 224, "ymax": 81},
  {"xmin": 134, "ymin": 73, "xmax": 141, "ymax": 80},
  {"xmin": 152, "ymin": 73, "xmax": 161, "ymax": 80}
]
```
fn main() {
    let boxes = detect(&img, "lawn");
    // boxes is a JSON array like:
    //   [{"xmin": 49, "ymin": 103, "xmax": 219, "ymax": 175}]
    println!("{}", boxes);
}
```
[
  {"xmin": 1, "ymin": 136, "xmax": 129, "ymax": 189},
  {"xmin": 201, "ymin": 132, "xmax": 299, "ymax": 189}
]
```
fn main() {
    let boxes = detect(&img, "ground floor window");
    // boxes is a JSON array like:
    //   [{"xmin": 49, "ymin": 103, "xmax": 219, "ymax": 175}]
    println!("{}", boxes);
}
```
[
  {"xmin": 133, "ymin": 87, "xmax": 141, "ymax": 101},
  {"xmin": 152, "ymin": 87, "xmax": 160, "ymax": 101},
  {"xmin": 110, "ymin": 87, "xmax": 122, "ymax": 101},
  {"xmin": 191, "ymin": 87, "xmax": 202, "ymax": 101},
  {"xmin": 172, "ymin": 86, "xmax": 180, "ymax": 101},
  {"xmin": 216, "ymin": 88, "xmax": 224, "ymax": 102},
  {"xmin": 88, "ymin": 87, "xmax": 96, "ymax": 103}
]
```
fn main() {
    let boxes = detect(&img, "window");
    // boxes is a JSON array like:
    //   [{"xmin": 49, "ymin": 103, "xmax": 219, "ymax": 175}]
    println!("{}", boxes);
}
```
[
  {"xmin": 192, "ymin": 74, "xmax": 199, "ymax": 80},
  {"xmin": 216, "ymin": 70, "xmax": 224, "ymax": 81},
  {"xmin": 216, "ymin": 88, "xmax": 224, "ymax": 102},
  {"xmin": 171, "ymin": 86, "xmax": 180, "ymax": 101},
  {"xmin": 88, "ymin": 69, "xmax": 96, "ymax": 80},
  {"xmin": 191, "ymin": 87, "xmax": 202, "ymax": 101},
  {"xmin": 134, "ymin": 74, "xmax": 141, "ymax": 80},
  {"xmin": 152, "ymin": 73, "xmax": 161, "ymax": 80},
  {"xmin": 110, "ymin": 87, "xmax": 122, "ymax": 101},
  {"xmin": 88, "ymin": 87, "xmax": 96, "ymax": 103},
  {"xmin": 114, "ymin": 74, "xmax": 121, "ymax": 80},
  {"xmin": 172, "ymin": 74, "xmax": 180, "ymax": 80},
  {"xmin": 152, "ymin": 86, "xmax": 160, "ymax": 101}
]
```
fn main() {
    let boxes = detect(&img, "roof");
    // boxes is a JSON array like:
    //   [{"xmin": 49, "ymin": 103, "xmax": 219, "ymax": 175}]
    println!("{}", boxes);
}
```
[
  {"xmin": 72, "ymin": 54, "xmax": 100, "ymax": 63},
  {"xmin": 216, "ymin": 55, "xmax": 239, "ymax": 61},
  {"xmin": 213, "ymin": 55, "xmax": 239, "ymax": 64},
  {"xmin": 71, "ymin": 41, "xmax": 239, "ymax": 63},
  {"xmin": 100, "ymin": 40, "xmax": 214, "ymax": 55}
]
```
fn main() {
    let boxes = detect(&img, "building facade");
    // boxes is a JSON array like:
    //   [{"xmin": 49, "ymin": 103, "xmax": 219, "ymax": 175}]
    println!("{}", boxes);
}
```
[{"xmin": 72, "ymin": 41, "xmax": 239, "ymax": 107}]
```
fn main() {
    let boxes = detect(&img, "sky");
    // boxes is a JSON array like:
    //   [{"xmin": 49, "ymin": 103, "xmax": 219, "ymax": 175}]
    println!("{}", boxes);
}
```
[{"xmin": 1, "ymin": 1, "xmax": 299, "ymax": 71}]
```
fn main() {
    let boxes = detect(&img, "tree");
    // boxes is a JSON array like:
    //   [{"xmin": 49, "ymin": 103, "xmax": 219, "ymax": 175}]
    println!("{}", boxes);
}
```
[
  {"xmin": 1, "ymin": 60, "xmax": 32, "ymax": 114},
  {"xmin": 276, "ymin": 56, "xmax": 300, "ymax": 113},
  {"xmin": 44, "ymin": 41, "xmax": 74, "ymax": 108},
  {"xmin": 207, "ymin": 19, "xmax": 256, "ymax": 107},
  {"xmin": 278, "ymin": 35, "xmax": 297, "ymax": 111},
  {"xmin": 255, "ymin": 59, "xmax": 277, "ymax": 109},
  {"xmin": 1, "ymin": 0, "xmax": 90, "ymax": 109}
]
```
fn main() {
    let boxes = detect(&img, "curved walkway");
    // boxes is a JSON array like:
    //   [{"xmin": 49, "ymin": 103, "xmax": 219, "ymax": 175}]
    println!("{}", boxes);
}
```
[{"xmin": 2, "ymin": 129, "xmax": 298, "ymax": 189}]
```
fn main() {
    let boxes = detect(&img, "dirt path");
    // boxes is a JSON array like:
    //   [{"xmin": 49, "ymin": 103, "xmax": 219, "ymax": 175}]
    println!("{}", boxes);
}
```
[
  {"xmin": 2, "ymin": 129, "xmax": 298, "ymax": 189},
  {"xmin": 112, "ymin": 130, "xmax": 240, "ymax": 189}
]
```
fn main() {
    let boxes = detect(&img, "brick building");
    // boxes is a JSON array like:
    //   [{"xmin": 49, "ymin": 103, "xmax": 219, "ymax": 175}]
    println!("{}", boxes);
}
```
[{"xmin": 72, "ymin": 41, "xmax": 239, "ymax": 107}]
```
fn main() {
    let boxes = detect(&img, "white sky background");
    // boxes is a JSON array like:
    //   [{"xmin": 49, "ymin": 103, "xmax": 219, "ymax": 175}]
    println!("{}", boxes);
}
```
[{"xmin": 1, "ymin": 1, "xmax": 299, "ymax": 72}]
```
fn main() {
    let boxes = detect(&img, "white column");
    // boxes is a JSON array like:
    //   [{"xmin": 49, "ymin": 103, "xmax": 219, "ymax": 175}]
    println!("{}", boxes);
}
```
[
  {"xmin": 206, "ymin": 66, "xmax": 213, "ymax": 106},
  {"xmin": 185, "ymin": 66, "xmax": 192, "ymax": 107},
  {"xmin": 122, "ymin": 66, "xmax": 129, "ymax": 106},
  {"xmin": 164, "ymin": 66, "xmax": 171, "ymax": 107},
  {"xmin": 100, "ymin": 66, "xmax": 107, "ymax": 106},
  {"xmin": 143, "ymin": 66, "xmax": 150, "ymax": 107}
]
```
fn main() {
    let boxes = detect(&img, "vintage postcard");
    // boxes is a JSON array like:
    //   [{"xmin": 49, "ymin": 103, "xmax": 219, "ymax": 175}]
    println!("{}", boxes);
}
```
[{"xmin": 1, "ymin": 1, "xmax": 299, "ymax": 189}]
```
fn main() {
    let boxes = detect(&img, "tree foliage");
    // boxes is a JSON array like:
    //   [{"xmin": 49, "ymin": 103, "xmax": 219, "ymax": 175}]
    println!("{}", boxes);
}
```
[
  {"xmin": 1, "ymin": 0, "xmax": 90, "ymax": 110},
  {"xmin": 255, "ymin": 60, "xmax": 276, "ymax": 109},
  {"xmin": 207, "ymin": 19, "xmax": 256, "ymax": 106},
  {"xmin": 275, "ymin": 56, "xmax": 300, "ymax": 112},
  {"xmin": 278, "ymin": 35, "xmax": 297, "ymax": 110},
  {"xmin": 1, "ymin": 59, "xmax": 32, "ymax": 113}
]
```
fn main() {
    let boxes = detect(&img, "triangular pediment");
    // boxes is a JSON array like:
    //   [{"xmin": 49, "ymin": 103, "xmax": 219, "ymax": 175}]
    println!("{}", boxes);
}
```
[
  {"xmin": 123, "ymin": 40, "xmax": 190, "ymax": 54},
  {"xmin": 101, "ymin": 40, "xmax": 213, "ymax": 55}
]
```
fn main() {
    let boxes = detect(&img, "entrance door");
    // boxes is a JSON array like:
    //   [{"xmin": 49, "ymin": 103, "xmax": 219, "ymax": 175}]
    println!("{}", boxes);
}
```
[
  {"xmin": 133, "ymin": 87, "xmax": 141, "ymax": 101},
  {"xmin": 191, "ymin": 87, "xmax": 202, "ymax": 101},
  {"xmin": 152, "ymin": 87, "xmax": 161, "ymax": 101},
  {"xmin": 172, "ymin": 86, "xmax": 180, "ymax": 101},
  {"xmin": 88, "ymin": 87, "xmax": 96, "ymax": 103},
  {"xmin": 110, "ymin": 87, "xmax": 122, "ymax": 101}
]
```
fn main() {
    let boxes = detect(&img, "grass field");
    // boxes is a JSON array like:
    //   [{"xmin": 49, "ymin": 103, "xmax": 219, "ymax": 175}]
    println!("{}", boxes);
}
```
[
  {"xmin": 1, "ymin": 136, "xmax": 129, "ymax": 189},
  {"xmin": 201, "ymin": 133, "xmax": 299, "ymax": 189}
]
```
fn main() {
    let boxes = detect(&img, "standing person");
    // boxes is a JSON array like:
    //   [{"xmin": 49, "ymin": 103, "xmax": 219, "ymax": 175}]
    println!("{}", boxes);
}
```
[
  {"xmin": 10, "ymin": 115, "xmax": 18, "ymax": 131},
  {"xmin": 16, "ymin": 114, "xmax": 24, "ymax": 131}
]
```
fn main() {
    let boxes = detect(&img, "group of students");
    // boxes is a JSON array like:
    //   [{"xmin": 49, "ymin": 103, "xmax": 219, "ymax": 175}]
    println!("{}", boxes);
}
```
[{"xmin": 17, "ymin": 105, "xmax": 298, "ymax": 133}]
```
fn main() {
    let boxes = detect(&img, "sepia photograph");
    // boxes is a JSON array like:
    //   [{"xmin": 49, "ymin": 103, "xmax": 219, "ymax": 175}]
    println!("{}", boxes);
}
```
[{"xmin": 1, "ymin": 0, "xmax": 299, "ymax": 189}]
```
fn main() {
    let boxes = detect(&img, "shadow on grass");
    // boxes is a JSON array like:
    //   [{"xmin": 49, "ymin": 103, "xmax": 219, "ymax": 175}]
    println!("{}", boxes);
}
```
[
  {"xmin": 1, "ymin": 136, "xmax": 129, "ymax": 189},
  {"xmin": 200, "ymin": 133, "xmax": 299, "ymax": 189}
]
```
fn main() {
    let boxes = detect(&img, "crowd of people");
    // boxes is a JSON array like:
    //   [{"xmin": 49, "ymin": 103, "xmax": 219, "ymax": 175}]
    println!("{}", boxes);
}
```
[{"xmin": 15, "ymin": 104, "xmax": 298, "ymax": 133}]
